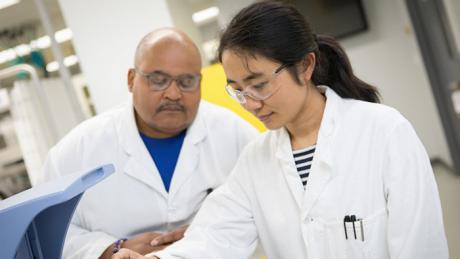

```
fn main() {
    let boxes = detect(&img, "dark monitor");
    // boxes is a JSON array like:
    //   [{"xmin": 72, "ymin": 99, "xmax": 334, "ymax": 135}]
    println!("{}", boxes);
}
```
[{"xmin": 288, "ymin": 0, "xmax": 368, "ymax": 39}]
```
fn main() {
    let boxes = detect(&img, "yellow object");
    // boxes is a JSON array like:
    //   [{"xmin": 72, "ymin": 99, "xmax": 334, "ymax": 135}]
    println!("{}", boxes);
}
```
[{"xmin": 201, "ymin": 64, "xmax": 266, "ymax": 132}]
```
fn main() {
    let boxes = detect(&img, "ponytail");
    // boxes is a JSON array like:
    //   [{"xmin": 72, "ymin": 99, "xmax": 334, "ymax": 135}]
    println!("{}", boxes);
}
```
[
  {"xmin": 218, "ymin": 0, "xmax": 380, "ymax": 103},
  {"xmin": 313, "ymin": 34, "xmax": 380, "ymax": 103}
]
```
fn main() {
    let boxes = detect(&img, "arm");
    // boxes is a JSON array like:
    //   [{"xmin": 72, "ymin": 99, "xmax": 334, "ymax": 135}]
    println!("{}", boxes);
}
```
[
  {"xmin": 383, "ymin": 119, "xmax": 448, "ymax": 259},
  {"xmin": 149, "ymin": 151, "xmax": 258, "ymax": 259}
]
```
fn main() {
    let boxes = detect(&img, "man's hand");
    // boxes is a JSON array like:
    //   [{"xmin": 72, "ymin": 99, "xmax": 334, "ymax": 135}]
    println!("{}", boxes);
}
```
[
  {"xmin": 150, "ymin": 225, "xmax": 189, "ymax": 247},
  {"xmin": 100, "ymin": 232, "xmax": 163, "ymax": 259}
]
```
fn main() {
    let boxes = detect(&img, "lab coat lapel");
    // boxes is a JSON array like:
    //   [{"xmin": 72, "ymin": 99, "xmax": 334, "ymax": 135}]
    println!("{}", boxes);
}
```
[
  {"xmin": 301, "ymin": 86, "xmax": 339, "ymax": 220},
  {"xmin": 168, "ymin": 107, "xmax": 206, "ymax": 200},
  {"xmin": 117, "ymin": 101, "xmax": 168, "ymax": 199},
  {"xmin": 276, "ymin": 128, "xmax": 304, "ymax": 210}
]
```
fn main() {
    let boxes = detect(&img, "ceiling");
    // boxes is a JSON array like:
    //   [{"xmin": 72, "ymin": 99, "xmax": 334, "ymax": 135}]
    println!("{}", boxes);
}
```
[{"xmin": 0, "ymin": 0, "xmax": 66, "ymax": 34}]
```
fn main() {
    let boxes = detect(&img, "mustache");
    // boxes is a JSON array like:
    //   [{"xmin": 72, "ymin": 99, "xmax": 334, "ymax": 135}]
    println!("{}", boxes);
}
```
[{"xmin": 157, "ymin": 102, "xmax": 185, "ymax": 112}]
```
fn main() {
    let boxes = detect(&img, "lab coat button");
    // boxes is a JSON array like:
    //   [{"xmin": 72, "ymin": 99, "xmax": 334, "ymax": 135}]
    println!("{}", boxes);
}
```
[{"xmin": 304, "ymin": 217, "xmax": 314, "ymax": 222}]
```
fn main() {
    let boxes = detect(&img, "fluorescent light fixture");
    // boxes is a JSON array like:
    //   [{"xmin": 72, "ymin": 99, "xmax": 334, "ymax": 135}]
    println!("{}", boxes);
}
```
[
  {"xmin": 192, "ymin": 6, "xmax": 219, "ymax": 25},
  {"xmin": 31, "ymin": 28, "xmax": 72, "ymax": 50},
  {"xmin": 14, "ymin": 44, "xmax": 31, "ymax": 56},
  {"xmin": 0, "ymin": 49, "xmax": 17, "ymax": 64},
  {"xmin": 63, "ymin": 55, "xmax": 78, "ymax": 66},
  {"xmin": 31, "ymin": 36, "xmax": 51, "ymax": 49},
  {"xmin": 55, "ymin": 28, "xmax": 73, "ymax": 43},
  {"xmin": 0, "ymin": 0, "xmax": 20, "ymax": 10},
  {"xmin": 1, "ymin": 28, "xmax": 73, "ymax": 65},
  {"xmin": 46, "ymin": 61, "xmax": 59, "ymax": 72},
  {"xmin": 46, "ymin": 55, "xmax": 79, "ymax": 72}
]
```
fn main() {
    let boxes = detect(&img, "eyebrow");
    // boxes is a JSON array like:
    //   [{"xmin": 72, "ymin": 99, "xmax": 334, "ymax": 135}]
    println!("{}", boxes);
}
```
[{"xmin": 226, "ymin": 72, "xmax": 264, "ymax": 85}]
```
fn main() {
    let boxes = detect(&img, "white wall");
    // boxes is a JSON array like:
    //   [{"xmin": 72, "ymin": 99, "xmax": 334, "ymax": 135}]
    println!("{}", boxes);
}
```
[
  {"xmin": 58, "ymin": 0, "xmax": 173, "ymax": 113},
  {"xmin": 340, "ymin": 0, "xmax": 452, "ymax": 165},
  {"xmin": 165, "ymin": 0, "xmax": 208, "ymax": 65}
]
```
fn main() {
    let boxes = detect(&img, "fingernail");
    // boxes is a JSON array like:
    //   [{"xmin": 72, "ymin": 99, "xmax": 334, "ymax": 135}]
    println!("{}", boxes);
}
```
[{"xmin": 151, "ymin": 239, "xmax": 158, "ymax": 246}]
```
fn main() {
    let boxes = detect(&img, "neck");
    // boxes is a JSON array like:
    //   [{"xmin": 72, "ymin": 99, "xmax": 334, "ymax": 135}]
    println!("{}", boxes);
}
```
[
  {"xmin": 286, "ymin": 86, "xmax": 326, "ymax": 150},
  {"xmin": 135, "ymin": 111, "xmax": 183, "ymax": 139}
]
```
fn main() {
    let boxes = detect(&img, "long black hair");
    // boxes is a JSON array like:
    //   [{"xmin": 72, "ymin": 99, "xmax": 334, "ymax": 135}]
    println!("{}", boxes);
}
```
[{"xmin": 218, "ymin": 0, "xmax": 380, "ymax": 103}]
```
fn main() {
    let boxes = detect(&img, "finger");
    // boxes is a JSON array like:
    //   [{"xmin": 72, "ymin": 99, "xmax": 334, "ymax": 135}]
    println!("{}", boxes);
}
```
[
  {"xmin": 150, "ymin": 230, "xmax": 183, "ymax": 246},
  {"xmin": 149, "ymin": 245, "xmax": 168, "ymax": 252},
  {"xmin": 112, "ymin": 248, "xmax": 143, "ymax": 259}
]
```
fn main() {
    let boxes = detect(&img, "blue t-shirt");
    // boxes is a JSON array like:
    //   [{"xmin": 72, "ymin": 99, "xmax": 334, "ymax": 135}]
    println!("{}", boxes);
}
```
[{"xmin": 140, "ymin": 130, "xmax": 186, "ymax": 192}]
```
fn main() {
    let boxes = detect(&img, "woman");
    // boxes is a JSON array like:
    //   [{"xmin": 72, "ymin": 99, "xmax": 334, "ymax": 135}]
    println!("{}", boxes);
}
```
[{"xmin": 114, "ymin": 1, "xmax": 448, "ymax": 258}]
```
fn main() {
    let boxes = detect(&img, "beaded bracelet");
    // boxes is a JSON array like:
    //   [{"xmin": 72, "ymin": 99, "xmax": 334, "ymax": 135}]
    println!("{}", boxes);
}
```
[{"xmin": 112, "ymin": 238, "xmax": 127, "ymax": 254}]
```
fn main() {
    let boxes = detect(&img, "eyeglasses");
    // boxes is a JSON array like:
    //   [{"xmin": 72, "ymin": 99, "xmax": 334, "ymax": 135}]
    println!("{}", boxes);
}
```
[
  {"xmin": 134, "ymin": 68, "xmax": 201, "ymax": 92},
  {"xmin": 225, "ymin": 64, "xmax": 289, "ymax": 104}
]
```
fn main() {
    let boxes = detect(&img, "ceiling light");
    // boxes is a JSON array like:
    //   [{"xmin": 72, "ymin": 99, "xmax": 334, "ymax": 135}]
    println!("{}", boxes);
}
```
[
  {"xmin": 46, "ymin": 55, "xmax": 79, "ymax": 72},
  {"xmin": 192, "ymin": 6, "xmax": 219, "ymax": 25},
  {"xmin": 0, "ymin": 0, "xmax": 20, "ymax": 10}
]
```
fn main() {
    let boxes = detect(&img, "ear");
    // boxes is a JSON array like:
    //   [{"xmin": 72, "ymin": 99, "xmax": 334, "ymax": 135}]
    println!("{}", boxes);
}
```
[
  {"xmin": 127, "ymin": 68, "xmax": 135, "ymax": 93},
  {"xmin": 301, "ymin": 52, "xmax": 316, "ymax": 82}
]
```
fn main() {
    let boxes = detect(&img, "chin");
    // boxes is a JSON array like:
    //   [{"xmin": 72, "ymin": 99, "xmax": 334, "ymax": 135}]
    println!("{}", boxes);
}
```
[{"xmin": 263, "ymin": 121, "xmax": 283, "ymax": 130}]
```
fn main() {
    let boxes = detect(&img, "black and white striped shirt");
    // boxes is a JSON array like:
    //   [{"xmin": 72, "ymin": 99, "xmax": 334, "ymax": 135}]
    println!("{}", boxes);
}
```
[{"xmin": 293, "ymin": 145, "xmax": 316, "ymax": 188}]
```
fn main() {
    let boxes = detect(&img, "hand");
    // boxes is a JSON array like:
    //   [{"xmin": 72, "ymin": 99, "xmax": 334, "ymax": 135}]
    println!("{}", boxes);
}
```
[
  {"xmin": 111, "ymin": 248, "xmax": 151, "ymax": 259},
  {"xmin": 150, "ymin": 225, "xmax": 189, "ymax": 247},
  {"xmin": 100, "ymin": 232, "xmax": 163, "ymax": 259}
]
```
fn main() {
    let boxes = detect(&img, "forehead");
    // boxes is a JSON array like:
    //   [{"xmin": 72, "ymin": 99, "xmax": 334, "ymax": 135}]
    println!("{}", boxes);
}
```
[
  {"xmin": 138, "ymin": 40, "xmax": 201, "ymax": 74},
  {"xmin": 221, "ymin": 50, "xmax": 277, "ymax": 81}
]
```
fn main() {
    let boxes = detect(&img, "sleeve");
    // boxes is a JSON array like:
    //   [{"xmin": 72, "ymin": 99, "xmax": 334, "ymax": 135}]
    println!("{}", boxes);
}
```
[
  {"xmin": 39, "ymin": 143, "xmax": 118, "ymax": 259},
  {"xmin": 383, "ymin": 119, "xmax": 449, "ymax": 259},
  {"xmin": 149, "ymin": 149, "xmax": 258, "ymax": 259}
]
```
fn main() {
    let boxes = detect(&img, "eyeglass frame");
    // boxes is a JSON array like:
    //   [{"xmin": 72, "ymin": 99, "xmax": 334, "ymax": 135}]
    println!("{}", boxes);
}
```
[
  {"xmin": 133, "ymin": 68, "xmax": 202, "ymax": 92},
  {"xmin": 225, "ymin": 63, "xmax": 290, "ymax": 104}
]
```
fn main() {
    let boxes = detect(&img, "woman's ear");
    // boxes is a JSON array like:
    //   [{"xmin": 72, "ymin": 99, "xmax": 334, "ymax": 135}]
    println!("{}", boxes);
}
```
[{"xmin": 302, "ymin": 52, "xmax": 316, "ymax": 82}]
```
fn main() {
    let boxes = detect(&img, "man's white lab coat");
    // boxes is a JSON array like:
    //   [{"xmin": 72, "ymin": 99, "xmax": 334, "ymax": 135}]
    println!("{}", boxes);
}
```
[{"xmin": 39, "ymin": 100, "xmax": 258, "ymax": 258}]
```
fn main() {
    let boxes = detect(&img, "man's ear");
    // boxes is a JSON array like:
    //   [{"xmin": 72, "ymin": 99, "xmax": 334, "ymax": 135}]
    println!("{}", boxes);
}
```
[{"xmin": 127, "ymin": 68, "xmax": 135, "ymax": 93}]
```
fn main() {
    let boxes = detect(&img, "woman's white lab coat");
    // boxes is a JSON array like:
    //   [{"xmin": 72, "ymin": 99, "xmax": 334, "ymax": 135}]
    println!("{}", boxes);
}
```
[
  {"xmin": 153, "ymin": 86, "xmax": 448, "ymax": 259},
  {"xmin": 38, "ymin": 100, "xmax": 257, "ymax": 258}
]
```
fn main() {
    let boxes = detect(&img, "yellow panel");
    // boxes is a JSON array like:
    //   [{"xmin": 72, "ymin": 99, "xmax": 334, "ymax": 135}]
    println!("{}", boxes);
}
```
[{"xmin": 201, "ymin": 64, "xmax": 266, "ymax": 132}]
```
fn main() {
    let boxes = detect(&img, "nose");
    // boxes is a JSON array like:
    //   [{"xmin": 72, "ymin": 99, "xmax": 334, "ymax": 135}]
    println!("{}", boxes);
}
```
[
  {"xmin": 242, "ymin": 96, "xmax": 262, "ymax": 114},
  {"xmin": 163, "ymin": 80, "xmax": 182, "ymax": 100}
]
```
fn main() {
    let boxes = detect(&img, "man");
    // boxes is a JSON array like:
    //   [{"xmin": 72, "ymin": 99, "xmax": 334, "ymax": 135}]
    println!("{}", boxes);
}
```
[{"xmin": 38, "ymin": 28, "xmax": 257, "ymax": 258}]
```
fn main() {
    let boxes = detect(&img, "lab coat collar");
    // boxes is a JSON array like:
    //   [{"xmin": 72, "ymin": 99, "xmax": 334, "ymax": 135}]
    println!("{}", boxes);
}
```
[
  {"xmin": 168, "ymin": 102, "xmax": 207, "ymax": 200},
  {"xmin": 275, "ymin": 86, "xmax": 340, "ymax": 213},
  {"xmin": 117, "ymin": 99, "xmax": 207, "ymax": 200}
]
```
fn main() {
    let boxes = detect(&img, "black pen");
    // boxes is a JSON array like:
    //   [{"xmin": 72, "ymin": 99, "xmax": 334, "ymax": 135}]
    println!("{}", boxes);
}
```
[
  {"xmin": 350, "ymin": 215, "xmax": 357, "ymax": 239},
  {"xmin": 344, "ymin": 215, "xmax": 350, "ymax": 239}
]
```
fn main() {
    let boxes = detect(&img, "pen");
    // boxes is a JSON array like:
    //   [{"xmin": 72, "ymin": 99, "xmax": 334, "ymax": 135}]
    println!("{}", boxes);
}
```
[
  {"xmin": 350, "ymin": 215, "xmax": 357, "ymax": 239},
  {"xmin": 359, "ymin": 219, "xmax": 364, "ymax": 241},
  {"xmin": 343, "ymin": 215, "xmax": 350, "ymax": 239}
]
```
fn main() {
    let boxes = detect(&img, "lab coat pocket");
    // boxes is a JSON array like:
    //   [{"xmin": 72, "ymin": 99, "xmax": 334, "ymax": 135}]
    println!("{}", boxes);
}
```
[{"xmin": 324, "ymin": 208, "xmax": 387, "ymax": 259}]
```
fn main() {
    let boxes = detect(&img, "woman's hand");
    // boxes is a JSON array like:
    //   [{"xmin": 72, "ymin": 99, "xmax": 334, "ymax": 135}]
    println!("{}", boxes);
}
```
[{"xmin": 111, "ymin": 248, "xmax": 157, "ymax": 259}]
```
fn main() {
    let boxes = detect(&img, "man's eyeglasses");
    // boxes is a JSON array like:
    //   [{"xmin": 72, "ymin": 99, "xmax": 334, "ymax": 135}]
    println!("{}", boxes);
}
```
[
  {"xmin": 225, "ymin": 64, "xmax": 289, "ymax": 104},
  {"xmin": 134, "ymin": 68, "xmax": 201, "ymax": 92}
]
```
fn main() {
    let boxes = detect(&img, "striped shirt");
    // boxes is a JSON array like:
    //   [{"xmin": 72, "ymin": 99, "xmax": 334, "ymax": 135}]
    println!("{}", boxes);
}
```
[{"xmin": 293, "ymin": 145, "xmax": 316, "ymax": 188}]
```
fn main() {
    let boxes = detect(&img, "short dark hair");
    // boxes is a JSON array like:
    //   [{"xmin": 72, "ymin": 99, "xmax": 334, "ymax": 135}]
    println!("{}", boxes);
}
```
[{"xmin": 218, "ymin": 0, "xmax": 380, "ymax": 103}]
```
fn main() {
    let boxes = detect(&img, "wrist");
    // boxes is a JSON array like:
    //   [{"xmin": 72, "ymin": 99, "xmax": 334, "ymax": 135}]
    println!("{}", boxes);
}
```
[
  {"xmin": 112, "ymin": 238, "xmax": 127, "ymax": 253},
  {"xmin": 99, "ymin": 238, "xmax": 127, "ymax": 259}
]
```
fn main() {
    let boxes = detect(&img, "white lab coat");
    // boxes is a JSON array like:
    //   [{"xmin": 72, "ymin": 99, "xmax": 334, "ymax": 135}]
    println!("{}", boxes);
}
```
[
  {"xmin": 153, "ymin": 86, "xmax": 448, "ymax": 259},
  {"xmin": 38, "ymin": 100, "xmax": 258, "ymax": 259}
]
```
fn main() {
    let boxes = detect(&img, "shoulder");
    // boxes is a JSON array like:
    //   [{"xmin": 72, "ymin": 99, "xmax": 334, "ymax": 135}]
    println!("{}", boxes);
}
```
[
  {"xmin": 340, "ymin": 99, "xmax": 407, "ymax": 131},
  {"xmin": 53, "ymin": 104, "xmax": 125, "ymax": 151}
]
